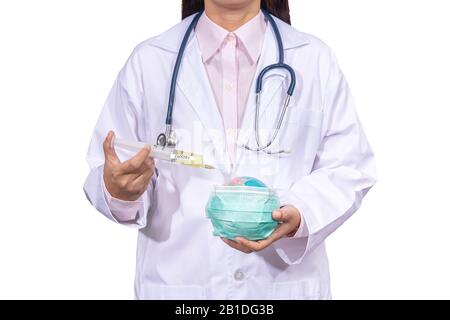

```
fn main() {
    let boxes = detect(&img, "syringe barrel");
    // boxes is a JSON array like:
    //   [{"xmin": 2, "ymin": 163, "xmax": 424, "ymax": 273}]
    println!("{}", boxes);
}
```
[{"xmin": 113, "ymin": 138, "xmax": 172, "ymax": 161}]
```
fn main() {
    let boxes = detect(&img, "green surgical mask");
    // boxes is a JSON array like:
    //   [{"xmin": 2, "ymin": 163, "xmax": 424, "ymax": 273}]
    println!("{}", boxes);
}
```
[{"xmin": 205, "ymin": 186, "xmax": 280, "ymax": 240}]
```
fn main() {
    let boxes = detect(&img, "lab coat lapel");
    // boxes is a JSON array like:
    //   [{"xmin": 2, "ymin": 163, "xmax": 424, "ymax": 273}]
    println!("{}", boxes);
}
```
[{"xmin": 176, "ymin": 37, "xmax": 231, "ymax": 173}]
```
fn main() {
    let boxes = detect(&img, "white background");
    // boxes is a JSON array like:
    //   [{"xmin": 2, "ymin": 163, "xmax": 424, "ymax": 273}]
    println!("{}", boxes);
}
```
[{"xmin": 0, "ymin": 0, "xmax": 449, "ymax": 299}]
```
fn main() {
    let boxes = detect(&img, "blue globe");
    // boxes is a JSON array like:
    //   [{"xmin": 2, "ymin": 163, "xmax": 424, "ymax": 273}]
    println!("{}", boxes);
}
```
[{"xmin": 227, "ymin": 176, "xmax": 267, "ymax": 188}]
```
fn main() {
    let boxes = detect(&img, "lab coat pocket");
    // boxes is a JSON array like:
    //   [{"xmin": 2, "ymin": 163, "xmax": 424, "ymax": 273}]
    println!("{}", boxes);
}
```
[
  {"xmin": 242, "ymin": 107, "xmax": 324, "ymax": 179},
  {"xmin": 139, "ymin": 284, "xmax": 207, "ymax": 300},
  {"xmin": 283, "ymin": 107, "xmax": 324, "ymax": 158},
  {"xmin": 272, "ymin": 280, "xmax": 322, "ymax": 300},
  {"xmin": 268, "ymin": 107, "xmax": 323, "ymax": 160},
  {"xmin": 287, "ymin": 105, "xmax": 323, "ymax": 127}
]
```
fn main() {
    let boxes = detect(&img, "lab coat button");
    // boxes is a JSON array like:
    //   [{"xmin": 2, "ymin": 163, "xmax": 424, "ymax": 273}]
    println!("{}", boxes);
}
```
[{"xmin": 234, "ymin": 271, "xmax": 245, "ymax": 281}]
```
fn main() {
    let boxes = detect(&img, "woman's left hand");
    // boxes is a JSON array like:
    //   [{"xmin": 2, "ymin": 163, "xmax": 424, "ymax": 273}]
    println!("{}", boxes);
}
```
[{"xmin": 221, "ymin": 205, "xmax": 301, "ymax": 254}]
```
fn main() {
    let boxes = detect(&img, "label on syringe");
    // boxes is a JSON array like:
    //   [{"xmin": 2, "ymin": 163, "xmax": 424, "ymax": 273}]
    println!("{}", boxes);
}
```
[
  {"xmin": 175, "ymin": 154, "xmax": 193, "ymax": 160},
  {"xmin": 171, "ymin": 150, "xmax": 203, "ymax": 166}
]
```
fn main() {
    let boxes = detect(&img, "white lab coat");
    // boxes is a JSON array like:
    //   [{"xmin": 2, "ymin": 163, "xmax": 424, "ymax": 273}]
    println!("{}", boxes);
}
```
[{"xmin": 84, "ymin": 14, "xmax": 376, "ymax": 300}]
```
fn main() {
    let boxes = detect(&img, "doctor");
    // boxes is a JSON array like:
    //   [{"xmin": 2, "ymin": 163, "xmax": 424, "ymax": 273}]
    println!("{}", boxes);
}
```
[{"xmin": 84, "ymin": 0, "xmax": 376, "ymax": 299}]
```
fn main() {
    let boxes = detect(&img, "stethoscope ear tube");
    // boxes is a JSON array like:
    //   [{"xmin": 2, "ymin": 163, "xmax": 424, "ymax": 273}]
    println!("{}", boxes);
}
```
[
  {"xmin": 159, "ymin": 11, "xmax": 203, "ymax": 147},
  {"xmin": 243, "ymin": 92, "xmax": 292, "ymax": 155},
  {"xmin": 165, "ymin": 11, "xmax": 203, "ymax": 127},
  {"xmin": 255, "ymin": 63, "xmax": 296, "ymax": 95},
  {"xmin": 249, "ymin": 10, "xmax": 296, "ymax": 154}
]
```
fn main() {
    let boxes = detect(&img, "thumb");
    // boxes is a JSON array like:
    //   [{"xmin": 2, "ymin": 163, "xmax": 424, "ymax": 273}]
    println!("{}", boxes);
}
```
[
  {"xmin": 272, "ymin": 206, "xmax": 291, "ymax": 222},
  {"xmin": 103, "ymin": 131, "xmax": 120, "ymax": 164}
]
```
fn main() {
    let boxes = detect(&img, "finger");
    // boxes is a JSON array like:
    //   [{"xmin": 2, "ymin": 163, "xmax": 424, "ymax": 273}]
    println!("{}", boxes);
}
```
[
  {"xmin": 221, "ymin": 238, "xmax": 252, "ymax": 254},
  {"xmin": 235, "ymin": 207, "xmax": 295, "ymax": 252},
  {"xmin": 264, "ymin": 222, "xmax": 292, "ymax": 243},
  {"xmin": 272, "ymin": 208, "xmax": 290, "ymax": 223},
  {"xmin": 117, "ymin": 158, "xmax": 154, "ymax": 186},
  {"xmin": 132, "ymin": 157, "xmax": 155, "ymax": 177},
  {"xmin": 141, "ymin": 158, "xmax": 155, "ymax": 173},
  {"xmin": 234, "ymin": 237, "xmax": 269, "ymax": 252},
  {"xmin": 144, "ymin": 157, "xmax": 155, "ymax": 167},
  {"xmin": 103, "ymin": 131, "xmax": 120, "ymax": 164},
  {"xmin": 120, "ymin": 145, "xmax": 151, "ymax": 173},
  {"xmin": 235, "ymin": 223, "xmax": 291, "ymax": 252},
  {"xmin": 129, "ymin": 168, "xmax": 154, "ymax": 192}
]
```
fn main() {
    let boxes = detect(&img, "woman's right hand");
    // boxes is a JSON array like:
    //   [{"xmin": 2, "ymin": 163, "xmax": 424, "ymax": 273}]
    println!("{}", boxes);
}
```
[{"xmin": 102, "ymin": 131, "xmax": 155, "ymax": 201}]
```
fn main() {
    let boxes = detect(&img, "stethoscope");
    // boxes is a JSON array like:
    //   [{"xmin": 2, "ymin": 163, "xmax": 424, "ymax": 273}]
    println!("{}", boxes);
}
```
[{"xmin": 157, "ymin": 9, "xmax": 296, "ymax": 155}]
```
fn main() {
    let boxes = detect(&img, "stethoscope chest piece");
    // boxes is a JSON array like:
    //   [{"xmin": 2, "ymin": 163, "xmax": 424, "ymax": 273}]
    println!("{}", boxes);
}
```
[
  {"xmin": 156, "ymin": 133, "xmax": 167, "ymax": 147},
  {"xmin": 157, "ymin": 125, "xmax": 177, "ymax": 148}
]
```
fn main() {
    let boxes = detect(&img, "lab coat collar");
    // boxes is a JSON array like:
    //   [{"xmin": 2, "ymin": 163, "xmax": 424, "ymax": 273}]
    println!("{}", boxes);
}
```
[{"xmin": 148, "ymin": 13, "xmax": 311, "ymax": 54}]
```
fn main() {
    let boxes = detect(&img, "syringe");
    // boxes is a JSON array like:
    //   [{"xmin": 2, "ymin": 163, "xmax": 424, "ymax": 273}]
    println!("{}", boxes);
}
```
[{"xmin": 113, "ymin": 138, "xmax": 215, "ymax": 170}]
